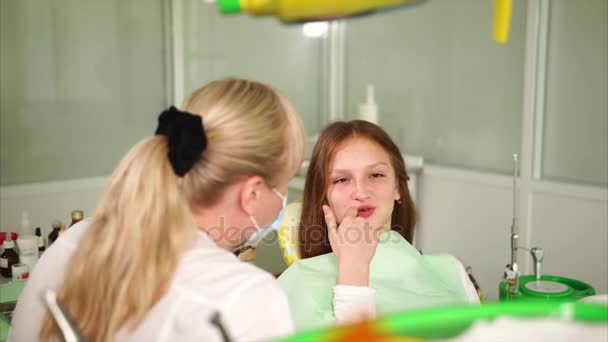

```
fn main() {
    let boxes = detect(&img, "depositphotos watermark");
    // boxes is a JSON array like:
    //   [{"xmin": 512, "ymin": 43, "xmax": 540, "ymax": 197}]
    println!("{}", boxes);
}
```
[{"xmin": 206, "ymin": 217, "xmax": 405, "ymax": 252}]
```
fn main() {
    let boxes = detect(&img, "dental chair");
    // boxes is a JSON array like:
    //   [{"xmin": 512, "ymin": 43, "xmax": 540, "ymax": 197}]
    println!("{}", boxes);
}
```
[{"xmin": 276, "ymin": 202, "xmax": 484, "ymax": 301}]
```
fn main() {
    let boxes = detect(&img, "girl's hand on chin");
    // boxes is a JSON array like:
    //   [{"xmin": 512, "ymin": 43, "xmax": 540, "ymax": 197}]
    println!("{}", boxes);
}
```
[{"xmin": 323, "ymin": 205, "xmax": 380, "ymax": 267}]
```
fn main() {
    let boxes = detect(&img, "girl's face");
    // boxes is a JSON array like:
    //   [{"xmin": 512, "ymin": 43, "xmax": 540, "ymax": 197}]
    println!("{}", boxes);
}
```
[{"xmin": 326, "ymin": 137, "xmax": 400, "ymax": 231}]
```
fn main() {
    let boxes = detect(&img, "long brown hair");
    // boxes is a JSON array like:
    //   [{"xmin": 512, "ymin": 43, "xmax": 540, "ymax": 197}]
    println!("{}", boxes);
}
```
[
  {"xmin": 39, "ymin": 78, "xmax": 305, "ymax": 341},
  {"xmin": 299, "ymin": 120, "xmax": 416, "ymax": 259}
]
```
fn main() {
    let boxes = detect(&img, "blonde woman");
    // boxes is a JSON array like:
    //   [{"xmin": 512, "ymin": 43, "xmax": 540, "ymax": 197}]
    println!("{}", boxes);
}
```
[{"xmin": 10, "ymin": 78, "xmax": 306, "ymax": 342}]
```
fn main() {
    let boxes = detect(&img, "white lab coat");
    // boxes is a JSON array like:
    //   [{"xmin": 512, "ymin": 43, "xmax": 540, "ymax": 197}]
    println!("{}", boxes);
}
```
[{"xmin": 10, "ymin": 219, "xmax": 294, "ymax": 342}]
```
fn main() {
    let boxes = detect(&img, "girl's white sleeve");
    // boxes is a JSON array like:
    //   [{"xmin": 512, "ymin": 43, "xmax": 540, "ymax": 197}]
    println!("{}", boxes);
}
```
[{"xmin": 333, "ymin": 285, "xmax": 377, "ymax": 325}]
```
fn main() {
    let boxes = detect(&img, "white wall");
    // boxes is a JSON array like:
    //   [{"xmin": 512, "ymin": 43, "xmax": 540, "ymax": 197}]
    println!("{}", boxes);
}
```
[
  {"xmin": 528, "ymin": 182, "xmax": 608, "ymax": 295},
  {"xmin": 415, "ymin": 165, "xmax": 513, "ymax": 300},
  {"xmin": 0, "ymin": 177, "xmax": 107, "ymax": 236},
  {"xmin": 416, "ymin": 165, "xmax": 608, "ymax": 300}
]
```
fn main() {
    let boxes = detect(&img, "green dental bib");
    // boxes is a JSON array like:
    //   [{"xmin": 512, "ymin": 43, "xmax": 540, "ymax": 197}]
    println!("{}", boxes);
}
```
[{"xmin": 278, "ymin": 230, "xmax": 470, "ymax": 331}]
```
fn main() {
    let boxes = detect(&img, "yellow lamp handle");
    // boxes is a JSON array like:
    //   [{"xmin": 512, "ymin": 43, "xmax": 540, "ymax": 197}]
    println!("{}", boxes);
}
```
[{"xmin": 493, "ymin": 0, "xmax": 512, "ymax": 44}]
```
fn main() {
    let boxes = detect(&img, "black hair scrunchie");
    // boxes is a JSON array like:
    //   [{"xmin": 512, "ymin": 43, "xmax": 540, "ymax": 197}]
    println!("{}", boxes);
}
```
[{"xmin": 155, "ymin": 106, "xmax": 207, "ymax": 177}]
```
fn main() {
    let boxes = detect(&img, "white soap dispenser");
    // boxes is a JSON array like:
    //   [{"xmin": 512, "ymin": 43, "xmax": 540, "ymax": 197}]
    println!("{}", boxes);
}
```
[{"xmin": 359, "ymin": 84, "xmax": 378, "ymax": 124}]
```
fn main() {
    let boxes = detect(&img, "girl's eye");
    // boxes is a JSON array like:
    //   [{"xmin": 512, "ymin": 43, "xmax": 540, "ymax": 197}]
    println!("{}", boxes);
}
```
[
  {"xmin": 333, "ymin": 178, "xmax": 348, "ymax": 184},
  {"xmin": 371, "ymin": 173, "xmax": 384, "ymax": 178}
]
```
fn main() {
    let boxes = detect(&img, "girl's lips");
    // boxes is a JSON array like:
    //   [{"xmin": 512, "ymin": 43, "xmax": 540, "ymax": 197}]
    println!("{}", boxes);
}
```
[{"xmin": 356, "ymin": 206, "xmax": 375, "ymax": 218}]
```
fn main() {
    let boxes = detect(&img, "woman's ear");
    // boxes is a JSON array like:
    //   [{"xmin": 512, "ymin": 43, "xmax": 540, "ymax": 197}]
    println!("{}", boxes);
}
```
[{"xmin": 239, "ymin": 176, "xmax": 265, "ymax": 216}]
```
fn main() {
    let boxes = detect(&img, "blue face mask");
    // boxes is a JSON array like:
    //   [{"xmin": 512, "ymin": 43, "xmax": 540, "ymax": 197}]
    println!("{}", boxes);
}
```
[{"xmin": 243, "ymin": 188, "xmax": 288, "ymax": 248}]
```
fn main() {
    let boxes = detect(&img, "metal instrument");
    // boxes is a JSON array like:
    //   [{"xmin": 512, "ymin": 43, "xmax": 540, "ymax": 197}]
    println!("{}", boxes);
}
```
[
  {"xmin": 504, "ymin": 154, "xmax": 520, "ymax": 296},
  {"xmin": 42, "ymin": 289, "xmax": 83, "ymax": 342}
]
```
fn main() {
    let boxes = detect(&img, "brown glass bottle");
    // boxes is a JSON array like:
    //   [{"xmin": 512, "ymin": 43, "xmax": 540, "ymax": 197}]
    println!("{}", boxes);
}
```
[
  {"xmin": 35, "ymin": 227, "xmax": 46, "ymax": 256},
  {"xmin": 69, "ymin": 210, "xmax": 84, "ymax": 228},
  {"xmin": 48, "ymin": 221, "xmax": 62, "ymax": 246},
  {"xmin": 0, "ymin": 239, "xmax": 19, "ymax": 278}
]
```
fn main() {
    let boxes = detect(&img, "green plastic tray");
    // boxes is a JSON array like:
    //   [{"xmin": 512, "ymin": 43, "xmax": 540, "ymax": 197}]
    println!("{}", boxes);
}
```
[{"xmin": 277, "ymin": 301, "xmax": 608, "ymax": 341}]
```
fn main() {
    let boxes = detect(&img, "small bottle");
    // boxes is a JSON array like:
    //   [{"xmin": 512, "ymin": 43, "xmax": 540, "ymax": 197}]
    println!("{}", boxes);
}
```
[
  {"xmin": 1, "ymin": 238, "xmax": 19, "ymax": 278},
  {"xmin": 359, "ymin": 84, "xmax": 378, "ymax": 124},
  {"xmin": 20, "ymin": 211, "xmax": 31, "ymax": 235},
  {"xmin": 35, "ymin": 227, "xmax": 46, "ymax": 257},
  {"xmin": 69, "ymin": 210, "xmax": 84, "ymax": 228},
  {"xmin": 17, "ymin": 235, "xmax": 39, "ymax": 272},
  {"xmin": 48, "ymin": 220, "xmax": 62, "ymax": 246}
]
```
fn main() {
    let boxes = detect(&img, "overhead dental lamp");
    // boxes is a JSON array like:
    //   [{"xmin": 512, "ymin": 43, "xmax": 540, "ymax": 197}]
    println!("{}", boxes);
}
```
[{"xmin": 216, "ymin": 0, "xmax": 514, "ymax": 44}]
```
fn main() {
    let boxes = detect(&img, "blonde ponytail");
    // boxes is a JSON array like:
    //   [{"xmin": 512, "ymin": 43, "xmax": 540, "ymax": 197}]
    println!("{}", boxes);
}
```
[{"xmin": 40, "ymin": 137, "xmax": 194, "ymax": 341}]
